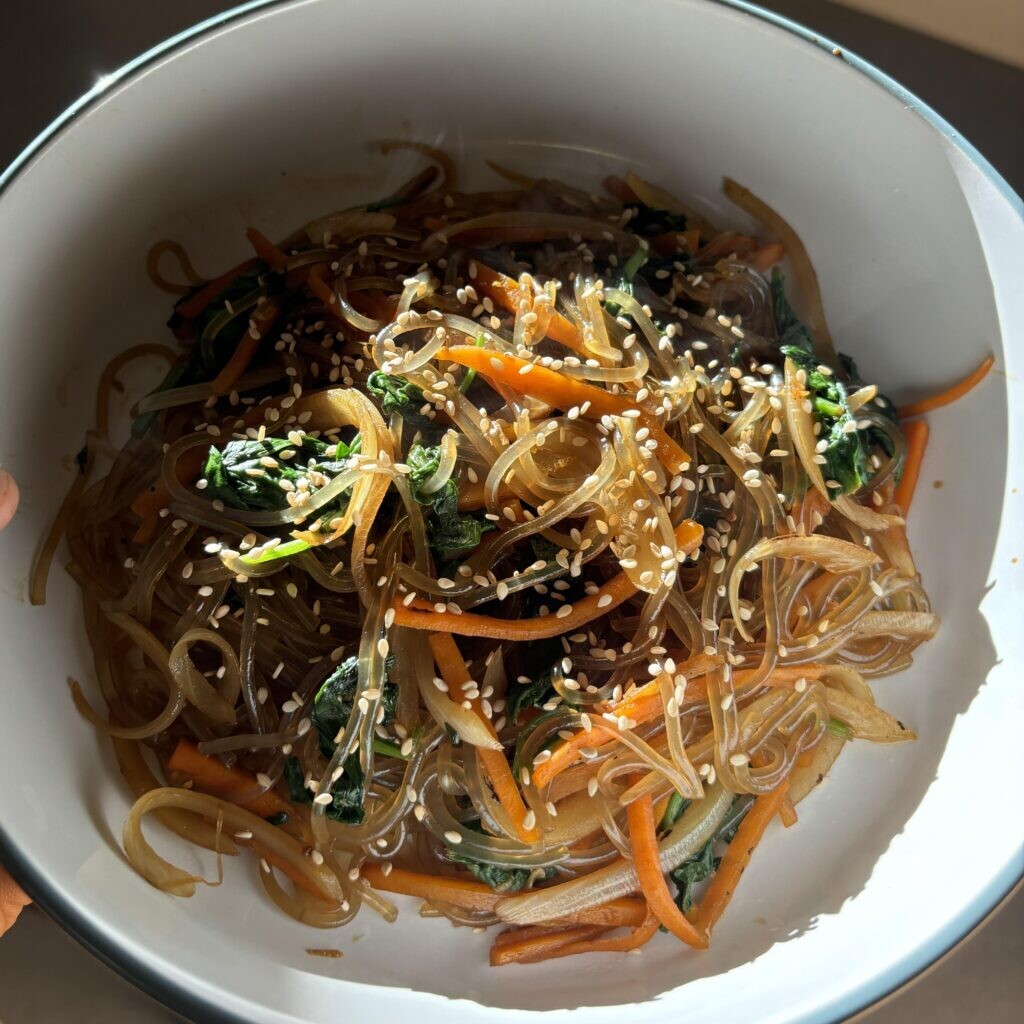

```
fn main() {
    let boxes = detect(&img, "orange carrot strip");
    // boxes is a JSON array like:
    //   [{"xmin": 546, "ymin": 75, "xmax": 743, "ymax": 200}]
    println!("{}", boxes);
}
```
[
  {"xmin": 178, "ymin": 257, "xmax": 259, "ymax": 320},
  {"xmin": 561, "ymin": 897, "xmax": 648, "ymax": 930},
  {"xmin": 497, "ymin": 911, "xmax": 658, "ymax": 964},
  {"xmin": 349, "ymin": 288, "xmax": 398, "ymax": 323},
  {"xmin": 469, "ymin": 261, "xmax": 585, "ymax": 353},
  {"xmin": 690, "ymin": 780, "xmax": 790, "ymax": 941},
  {"xmin": 436, "ymin": 345, "xmax": 691, "ymax": 475},
  {"xmin": 209, "ymin": 298, "xmax": 280, "ymax": 395},
  {"xmin": 132, "ymin": 515, "xmax": 159, "ymax": 546},
  {"xmin": 751, "ymin": 242, "xmax": 785, "ymax": 271},
  {"xmin": 306, "ymin": 264, "xmax": 344, "ymax": 318},
  {"xmin": 491, "ymin": 923, "xmax": 590, "ymax": 950},
  {"xmin": 541, "ymin": 911, "xmax": 659, "ymax": 960},
  {"xmin": 166, "ymin": 739, "xmax": 291, "ymax": 819},
  {"xmin": 681, "ymin": 228, "xmax": 702, "ymax": 255},
  {"xmin": 490, "ymin": 925, "xmax": 607, "ymax": 965},
  {"xmin": 898, "ymin": 355, "xmax": 994, "ymax": 420},
  {"xmin": 893, "ymin": 418, "xmax": 929, "ymax": 515},
  {"xmin": 778, "ymin": 794, "xmax": 798, "ymax": 828},
  {"xmin": 429, "ymin": 633, "xmax": 539, "ymax": 842},
  {"xmin": 530, "ymin": 661, "xmax": 829, "ymax": 789},
  {"xmin": 602, "ymin": 175, "xmax": 639, "ymax": 204},
  {"xmin": 245, "ymin": 227, "xmax": 288, "ymax": 273},
  {"xmin": 361, "ymin": 863, "xmax": 500, "ymax": 912},
  {"xmin": 130, "ymin": 445, "xmax": 209, "ymax": 543},
  {"xmin": 394, "ymin": 519, "xmax": 703, "ymax": 641},
  {"xmin": 627, "ymin": 794, "xmax": 707, "ymax": 948}
]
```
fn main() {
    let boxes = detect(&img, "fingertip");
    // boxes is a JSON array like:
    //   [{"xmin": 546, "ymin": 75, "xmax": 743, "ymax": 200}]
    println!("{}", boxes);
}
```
[{"xmin": 0, "ymin": 469, "xmax": 19, "ymax": 530}]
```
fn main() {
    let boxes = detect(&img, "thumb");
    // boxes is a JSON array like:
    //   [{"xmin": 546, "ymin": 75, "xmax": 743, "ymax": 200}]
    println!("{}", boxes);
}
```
[
  {"xmin": 0, "ymin": 468, "xmax": 18, "ymax": 531},
  {"xmin": 0, "ymin": 865, "xmax": 31, "ymax": 935}
]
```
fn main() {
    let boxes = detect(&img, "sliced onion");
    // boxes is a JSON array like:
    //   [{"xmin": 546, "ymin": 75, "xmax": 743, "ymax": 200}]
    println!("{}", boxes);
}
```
[{"xmin": 496, "ymin": 783, "xmax": 732, "ymax": 924}]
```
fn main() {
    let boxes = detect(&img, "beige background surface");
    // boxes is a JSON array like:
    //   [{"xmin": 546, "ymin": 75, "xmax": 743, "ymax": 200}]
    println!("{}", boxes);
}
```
[
  {"xmin": 837, "ymin": 0, "xmax": 1024, "ymax": 68},
  {"xmin": 0, "ymin": 2, "xmax": 1021, "ymax": 1022}
]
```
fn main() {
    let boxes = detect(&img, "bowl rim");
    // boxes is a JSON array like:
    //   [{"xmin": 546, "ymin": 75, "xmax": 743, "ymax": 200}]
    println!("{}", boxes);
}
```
[{"xmin": 0, "ymin": 2, "xmax": 1020, "ymax": 1022}]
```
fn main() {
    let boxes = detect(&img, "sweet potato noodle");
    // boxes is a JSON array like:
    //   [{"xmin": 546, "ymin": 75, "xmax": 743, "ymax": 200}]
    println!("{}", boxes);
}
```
[{"xmin": 33, "ymin": 146, "xmax": 942, "ymax": 964}]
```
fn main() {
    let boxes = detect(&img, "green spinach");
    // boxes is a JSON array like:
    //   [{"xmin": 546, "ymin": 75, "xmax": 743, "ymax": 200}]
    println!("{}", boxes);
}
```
[
  {"xmin": 446, "ymin": 821, "xmax": 556, "ymax": 893},
  {"xmin": 669, "ymin": 795, "xmax": 753, "ymax": 914},
  {"xmin": 628, "ymin": 202, "xmax": 687, "ymax": 236},
  {"xmin": 202, "ymin": 435, "xmax": 354, "ymax": 513},
  {"xmin": 782, "ymin": 344, "xmax": 870, "ymax": 496},
  {"xmin": 134, "ymin": 266, "xmax": 272, "ymax": 439},
  {"xmin": 282, "ymin": 753, "xmax": 365, "ymax": 825},
  {"xmin": 506, "ymin": 669, "xmax": 556, "ymax": 724},
  {"xmin": 770, "ymin": 269, "xmax": 815, "ymax": 352},
  {"xmin": 406, "ymin": 442, "xmax": 495, "ymax": 558},
  {"xmin": 310, "ymin": 655, "xmax": 399, "ymax": 760},
  {"xmin": 366, "ymin": 371, "xmax": 432, "ymax": 426}
]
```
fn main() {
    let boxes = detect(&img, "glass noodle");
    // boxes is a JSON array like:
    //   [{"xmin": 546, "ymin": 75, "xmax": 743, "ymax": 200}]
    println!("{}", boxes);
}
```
[{"xmin": 31, "ymin": 146, "xmax": 941, "ymax": 966}]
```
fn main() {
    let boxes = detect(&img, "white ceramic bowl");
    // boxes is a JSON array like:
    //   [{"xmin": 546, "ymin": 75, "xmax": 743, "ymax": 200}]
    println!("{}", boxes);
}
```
[{"xmin": 1, "ymin": 1, "xmax": 1021, "ymax": 1021}]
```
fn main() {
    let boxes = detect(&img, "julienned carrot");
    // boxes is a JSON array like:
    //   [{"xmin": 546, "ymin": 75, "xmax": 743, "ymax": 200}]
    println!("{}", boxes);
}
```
[
  {"xmin": 177, "ymin": 257, "xmax": 260, "ymax": 320},
  {"xmin": 563, "ymin": 897, "xmax": 648, "ymax": 930},
  {"xmin": 750, "ymin": 242, "xmax": 785, "ymax": 272},
  {"xmin": 429, "ymin": 633, "xmax": 539, "ymax": 843},
  {"xmin": 394, "ymin": 572, "xmax": 633, "ymax": 641},
  {"xmin": 495, "ymin": 911, "xmax": 658, "ymax": 964},
  {"xmin": 602, "ymin": 175, "xmax": 639, "ymax": 204},
  {"xmin": 307, "ymin": 265, "xmax": 343, "ymax": 320},
  {"xmin": 490, "ymin": 925, "xmax": 607, "ymax": 966},
  {"xmin": 627, "ymin": 794, "xmax": 707, "ymax": 948},
  {"xmin": 689, "ymin": 780, "xmax": 790, "ymax": 941},
  {"xmin": 778, "ymin": 794, "xmax": 799, "ymax": 828},
  {"xmin": 436, "ymin": 345, "xmax": 691, "ymax": 475},
  {"xmin": 361, "ymin": 863, "xmax": 501, "ymax": 912},
  {"xmin": 210, "ymin": 298, "xmax": 280, "ymax": 395},
  {"xmin": 130, "ymin": 445, "xmax": 210, "ymax": 543},
  {"xmin": 245, "ymin": 227, "xmax": 288, "ymax": 273},
  {"xmin": 893, "ymin": 418, "xmax": 929, "ymax": 515},
  {"xmin": 897, "ymin": 355, "xmax": 994, "ymax": 420},
  {"xmin": 360, "ymin": 863, "xmax": 647, "ymax": 933},
  {"xmin": 530, "ymin": 661, "xmax": 830, "ymax": 789},
  {"xmin": 166, "ymin": 739, "xmax": 292, "ymax": 820},
  {"xmin": 349, "ymin": 288, "xmax": 398, "ymax": 323},
  {"xmin": 393, "ymin": 519, "xmax": 703, "ymax": 641},
  {"xmin": 468, "ymin": 260, "xmax": 585, "ymax": 353}
]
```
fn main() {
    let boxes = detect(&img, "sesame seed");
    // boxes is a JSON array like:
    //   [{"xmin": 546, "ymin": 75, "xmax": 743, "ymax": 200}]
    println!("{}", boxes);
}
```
[{"xmin": 444, "ymin": 830, "xmax": 463, "ymax": 845}]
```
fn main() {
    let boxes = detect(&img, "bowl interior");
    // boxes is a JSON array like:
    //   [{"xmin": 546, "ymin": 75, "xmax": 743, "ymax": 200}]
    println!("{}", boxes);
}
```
[{"xmin": 0, "ymin": 1, "xmax": 1021, "ymax": 1022}]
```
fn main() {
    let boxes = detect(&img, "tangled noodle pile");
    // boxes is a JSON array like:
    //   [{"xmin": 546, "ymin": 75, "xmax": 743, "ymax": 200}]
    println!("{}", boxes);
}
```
[{"xmin": 35, "ymin": 144, "xmax": 970, "ymax": 964}]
